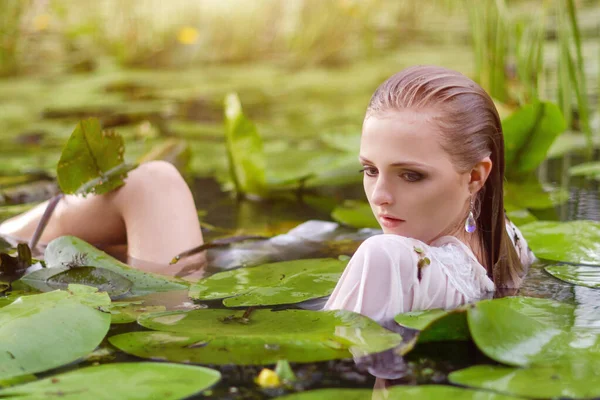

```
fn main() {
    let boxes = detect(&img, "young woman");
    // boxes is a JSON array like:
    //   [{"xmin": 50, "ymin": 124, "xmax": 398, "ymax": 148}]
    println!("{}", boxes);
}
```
[
  {"xmin": 1, "ymin": 65, "xmax": 534, "ymax": 315},
  {"xmin": 323, "ymin": 65, "xmax": 535, "ymax": 322}
]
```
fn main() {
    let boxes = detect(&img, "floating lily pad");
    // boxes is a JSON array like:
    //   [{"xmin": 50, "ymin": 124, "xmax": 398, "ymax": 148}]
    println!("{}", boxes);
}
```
[
  {"xmin": 394, "ymin": 307, "xmax": 470, "ymax": 343},
  {"xmin": 278, "ymin": 384, "xmax": 522, "ymax": 399},
  {"xmin": 545, "ymin": 264, "xmax": 600, "ymax": 289},
  {"xmin": 0, "ymin": 362, "xmax": 221, "ymax": 400},
  {"xmin": 504, "ymin": 204, "xmax": 538, "ymax": 226},
  {"xmin": 519, "ymin": 220, "xmax": 600, "ymax": 264},
  {"xmin": 21, "ymin": 266, "xmax": 133, "ymax": 298},
  {"xmin": 57, "ymin": 118, "xmax": 135, "ymax": 196},
  {"xmin": 109, "ymin": 309, "xmax": 404, "ymax": 365},
  {"xmin": 467, "ymin": 296, "xmax": 600, "ymax": 368},
  {"xmin": 331, "ymin": 201, "xmax": 379, "ymax": 229},
  {"xmin": 43, "ymin": 236, "xmax": 188, "ymax": 296},
  {"xmin": 0, "ymin": 286, "xmax": 111, "ymax": 380},
  {"xmin": 449, "ymin": 364, "xmax": 600, "ymax": 399},
  {"xmin": 190, "ymin": 258, "xmax": 347, "ymax": 307}
]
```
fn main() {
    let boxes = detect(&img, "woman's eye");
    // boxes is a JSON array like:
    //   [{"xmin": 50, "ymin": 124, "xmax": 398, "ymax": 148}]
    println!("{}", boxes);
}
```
[
  {"xmin": 401, "ymin": 172, "xmax": 423, "ymax": 182},
  {"xmin": 360, "ymin": 167, "xmax": 378, "ymax": 177}
]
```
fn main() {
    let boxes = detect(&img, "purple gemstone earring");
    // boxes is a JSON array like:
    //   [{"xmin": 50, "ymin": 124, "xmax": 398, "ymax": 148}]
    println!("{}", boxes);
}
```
[{"xmin": 465, "ymin": 197, "xmax": 476, "ymax": 233}]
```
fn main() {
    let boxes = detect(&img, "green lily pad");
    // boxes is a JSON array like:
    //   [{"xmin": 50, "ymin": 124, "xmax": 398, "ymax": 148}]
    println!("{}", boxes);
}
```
[
  {"xmin": 519, "ymin": 220, "xmax": 600, "ymax": 264},
  {"xmin": 21, "ymin": 266, "xmax": 133, "ymax": 298},
  {"xmin": 190, "ymin": 258, "xmax": 347, "ymax": 307},
  {"xmin": 109, "ymin": 309, "xmax": 404, "ymax": 365},
  {"xmin": 42, "ymin": 236, "xmax": 188, "ymax": 296},
  {"xmin": 278, "ymin": 384, "xmax": 522, "ymax": 399},
  {"xmin": 0, "ymin": 362, "xmax": 221, "ymax": 400},
  {"xmin": 467, "ymin": 296, "xmax": 600, "ymax": 368},
  {"xmin": 103, "ymin": 301, "xmax": 167, "ymax": 324},
  {"xmin": 57, "ymin": 118, "xmax": 135, "ymax": 196},
  {"xmin": 449, "ymin": 364, "xmax": 600, "ymax": 399},
  {"xmin": 503, "ymin": 101, "xmax": 566, "ymax": 180},
  {"xmin": 0, "ymin": 286, "xmax": 111, "ymax": 380},
  {"xmin": 331, "ymin": 201, "xmax": 379, "ymax": 229},
  {"xmin": 224, "ymin": 93, "xmax": 266, "ymax": 197},
  {"xmin": 394, "ymin": 307, "xmax": 470, "ymax": 343},
  {"xmin": 545, "ymin": 264, "xmax": 600, "ymax": 288}
]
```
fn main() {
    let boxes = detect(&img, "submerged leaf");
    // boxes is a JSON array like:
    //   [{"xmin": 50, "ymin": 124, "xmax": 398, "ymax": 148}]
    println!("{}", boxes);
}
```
[
  {"xmin": 57, "ymin": 118, "xmax": 135, "ymax": 196},
  {"xmin": 110, "ymin": 308, "xmax": 404, "ymax": 365},
  {"xmin": 189, "ymin": 258, "xmax": 347, "ymax": 306},
  {"xmin": 0, "ymin": 362, "xmax": 221, "ymax": 400},
  {"xmin": 519, "ymin": 220, "xmax": 600, "ymax": 264},
  {"xmin": 21, "ymin": 266, "xmax": 133, "ymax": 298},
  {"xmin": 0, "ymin": 288, "xmax": 110, "ymax": 380},
  {"xmin": 42, "ymin": 236, "xmax": 188, "ymax": 296}
]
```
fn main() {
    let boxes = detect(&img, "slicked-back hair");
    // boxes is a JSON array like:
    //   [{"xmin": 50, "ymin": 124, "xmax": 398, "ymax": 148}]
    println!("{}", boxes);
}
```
[{"xmin": 366, "ymin": 65, "xmax": 526, "ymax": 288}]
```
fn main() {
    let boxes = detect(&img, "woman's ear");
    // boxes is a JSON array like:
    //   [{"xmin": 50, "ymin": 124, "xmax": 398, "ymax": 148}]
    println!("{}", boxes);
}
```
[{"xmin": 468, "ymin": 156, "xmax": 492, "ymax": 194}]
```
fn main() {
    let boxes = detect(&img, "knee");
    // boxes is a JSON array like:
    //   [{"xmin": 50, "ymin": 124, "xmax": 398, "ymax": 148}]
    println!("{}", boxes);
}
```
[{"xmin": 123, "ymin": 161, "xmax": 191, "ymax": 197}]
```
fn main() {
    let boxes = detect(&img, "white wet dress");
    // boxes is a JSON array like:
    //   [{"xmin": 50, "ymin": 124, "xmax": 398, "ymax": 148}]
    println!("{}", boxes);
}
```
[{"xmin": 323, "ymin": 220, "xmax": 535, "ymax": 322}]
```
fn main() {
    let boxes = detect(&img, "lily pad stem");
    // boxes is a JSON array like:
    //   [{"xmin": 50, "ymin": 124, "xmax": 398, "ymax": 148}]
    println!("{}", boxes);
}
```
[{"xmin": 29, "ymin": 193, "xmax": 63, "ymax": 251}]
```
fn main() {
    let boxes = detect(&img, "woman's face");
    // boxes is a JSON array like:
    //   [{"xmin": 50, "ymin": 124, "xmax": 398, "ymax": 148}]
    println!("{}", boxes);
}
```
[{"xmin": 360, "ymin": 110, "xmax": 472, "ymax": 243}]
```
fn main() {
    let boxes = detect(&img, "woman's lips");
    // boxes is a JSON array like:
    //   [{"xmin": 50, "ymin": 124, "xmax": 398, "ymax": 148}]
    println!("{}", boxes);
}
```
[{"xmin": 378, "ymin": 215, "xmax": 405, "ymax": 229}]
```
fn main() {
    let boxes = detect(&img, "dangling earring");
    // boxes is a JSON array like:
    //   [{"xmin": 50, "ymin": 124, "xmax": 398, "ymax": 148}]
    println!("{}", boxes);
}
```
[{"xmin": 465, "ymin": 196, "xmax": 476, "ymax": 233}]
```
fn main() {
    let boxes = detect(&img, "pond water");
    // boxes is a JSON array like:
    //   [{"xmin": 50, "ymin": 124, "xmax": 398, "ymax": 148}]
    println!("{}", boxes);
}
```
[{"xmin": 1, "ymin": 44, "xmax": 599, "ymax": 397}]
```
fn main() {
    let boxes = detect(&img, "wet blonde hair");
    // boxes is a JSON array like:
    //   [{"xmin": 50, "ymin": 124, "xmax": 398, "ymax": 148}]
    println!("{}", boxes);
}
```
[{"xmin": 366, "ymin": 65, "xmax": 525, "ymax": 288}]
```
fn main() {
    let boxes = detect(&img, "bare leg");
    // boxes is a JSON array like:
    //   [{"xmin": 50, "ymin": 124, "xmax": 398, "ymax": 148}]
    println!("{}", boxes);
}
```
[{"xmin": 0, "ymin": 161, "xmax": 204, "ymax": 266}]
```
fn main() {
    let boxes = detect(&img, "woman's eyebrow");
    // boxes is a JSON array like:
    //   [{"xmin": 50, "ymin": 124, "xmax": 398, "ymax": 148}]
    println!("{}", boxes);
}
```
[{"xmin": 359, "ymin": 156, "xmax": 428, "ymax": 168}]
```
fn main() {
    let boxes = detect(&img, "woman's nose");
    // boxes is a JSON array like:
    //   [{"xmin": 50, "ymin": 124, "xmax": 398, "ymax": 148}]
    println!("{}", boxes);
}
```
[{"xmin": 370, "ymin": 177, "xmax": 394, "ymax": 206}]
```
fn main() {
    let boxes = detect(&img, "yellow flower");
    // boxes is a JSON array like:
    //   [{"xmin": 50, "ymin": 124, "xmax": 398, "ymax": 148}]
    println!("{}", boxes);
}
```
[
  {"xmin": 256, "ymin": 368, "xmax": 280, "ymax": 388},
  {"xmin": 177, "ymin": 26, "xmax": 199, "ymax": 45},
  {"xmin": 33, "ymin": 14, "xmax": 51, "ymax": 32}
]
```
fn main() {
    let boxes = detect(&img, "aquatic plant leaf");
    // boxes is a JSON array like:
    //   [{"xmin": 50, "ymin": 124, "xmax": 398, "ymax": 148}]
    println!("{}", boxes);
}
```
[
  {"xmin": 21, "ymin": 266, "xmax": 133, "ymax": 298},
  {"xmin": 0, "ymin": 362, "xmax": 221, "ymax": 399},
  {"xmin": 189, "ymin": 258, "xmax": 347, "ymax": 306},
  {"xmin": 224, "ymin": 93, "xmax": 266, "ymax": 197},
  {"xmin": 331, "ymin": 201, "xmax": 379, "ymax": 229},
  {"xmin": 277, "ymin": 385, "xmax": 522, "ymax": 399},
  {"xmin": 103, "ymin": 301, "xmax": 166, "ymax": 324},
  {"xmin": 519, "ymin": 220, "xmax": 600, "ymax": 264},
  {"xmin": 467, "ymin": 296, "xmax": 600, "ymax": 368},
  {"xmin": 0, "ymin": 287, "xmax": 110, "ymax": 380},
  {"xmin": 449, "ymin": 364, "xmax": 600, "ymax": 399},
  {"xmin": 43, "ymin": 236, "xmax": 188, "ymax": 296},
  {"xmin": 0, "ymin": 243, "xmax": 32, "ymax": 284},
  {"xmin": 503, "ymin": 101, "xmax": 566, "ymax": 179},
  {"xmin": 57, "ymin": 118, "xmax": 135, "ymax": 196},
  {"xmin": 110, "ymin": 308, "xmax": 404, "ymax": 365},
  {"xmin": 394, "ymin": 307, "xmax": 470, "ymax": 343},
  {"xmin": 504, "ymin": 181, "xmax": 568, "ymax": 210},
  {"xmin": 569, "ymin": 161, "xmax": 600, "ymax": 179},
  {"xmin": 545, "ymin": 264, "xmax": 600, "ymax": 289}
]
